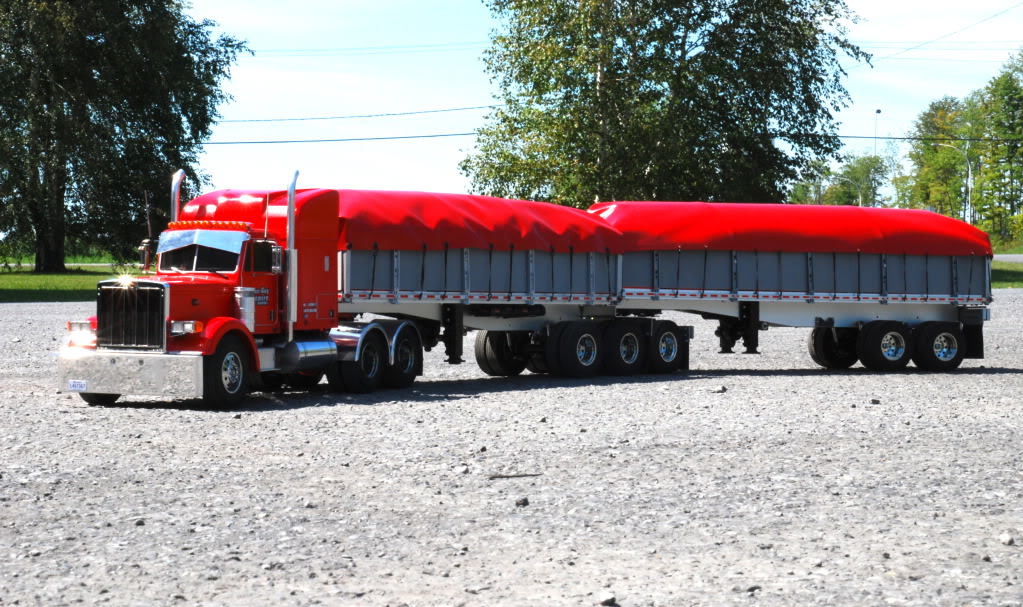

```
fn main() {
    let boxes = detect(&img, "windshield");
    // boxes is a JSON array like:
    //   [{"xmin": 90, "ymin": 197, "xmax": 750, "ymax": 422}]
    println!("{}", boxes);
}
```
[{"xmin": 158, "ymin": 230, "xmax": 248, "ymax": 273}]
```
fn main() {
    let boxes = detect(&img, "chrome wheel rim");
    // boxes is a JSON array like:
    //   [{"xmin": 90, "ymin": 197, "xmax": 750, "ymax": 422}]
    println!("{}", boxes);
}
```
[
  {"xmin": 619, "ymin": 333, "xmax": 640, "ymax": 365},
  {"xmin": 395, "ymin": 340, "xmax": 415, "ymax": 373},
  {"xmin": 575, "ymin": 334, "xmax": 599, "ymax": 367},
  {"xmin": 658, "ymin": 332, "xmax": 678, "ymax": 363},
  {"xmin": 361, "ymin": 343, "xmax": 382, "ymax": 377},
  {"xmin": 932, "ymin": 332, "xmax": 959, "ymax": 362},
  {"xmin": 880, "ymin": 331, "xmax": 907, "ymax": 361},
  {"xmin": 221, "ymin": 352, "xmax": 243, "ymax": 394}
]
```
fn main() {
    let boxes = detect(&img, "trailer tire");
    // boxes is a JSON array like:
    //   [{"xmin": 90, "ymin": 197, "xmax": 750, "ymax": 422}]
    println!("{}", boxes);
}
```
[
  {"xmin": 526, "ymin": 353, "xmax": 550, "ymax": 374},
  {"xmin": 857, "ymin": 321, "xmax": 912, "ymax": 372},
  {"xmin": 338, "ymin": 331, "xmax": 386, "ymax": 393},
  {"xmin": 648, "ymin": 321, "xmax": 685, "ymax": 374},
  {"xmin": 556, "ymin": 321, "xmax": 604, "ymax": 378},
  {"xmin": 911, "ymin": 322, "xmax": 966, "ymax": 372},
  {"xmin": 542, "ymin": 322, "xmax": 569, "ymax": 376},
  {"xmin": 475, "ymin": 330, "xmax": 528, "ymax": 377},
  {"xmin": 603, "ymin": 320, "xmax": 648, "ymax": 375},
  {"xmin": 383, "ymin": 326, "xmax": 423, "ymax": 388},
  {"xmin": 807, "ymin": 327, "xmax": 859, "ymax": 370},
  {"xmin": 203, "ymin": 335, "xmax": 250, "ymax": 409},
  {"xmin": 79, "ymin": 393, "xmax": 120, "ymax": 406}
]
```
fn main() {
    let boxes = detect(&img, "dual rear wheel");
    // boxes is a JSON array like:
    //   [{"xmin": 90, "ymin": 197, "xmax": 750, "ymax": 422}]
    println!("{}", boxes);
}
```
[
  {"xmin": 808, "ymin": 320, "xmax": 966, "ymax": 372},
  {"xmin": 475, "ymin": 319, "xmax": 688, "ymax": 379}
]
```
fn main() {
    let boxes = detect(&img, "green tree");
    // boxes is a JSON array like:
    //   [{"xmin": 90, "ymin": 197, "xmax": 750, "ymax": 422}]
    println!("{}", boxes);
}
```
[
  {"xmin": 0, "ymin": 0, "xmax": 246, "ymax": 271},
  {"xmin": 975, "ymin": 56, "xmax": 1023, "ymax": 238},
  {"xmin": 822, "ymin": 151, "xmax": 894, "ymax": 207},
  {"xmin": 904, "ymin": 96, "xmax": 973, "ymax": 219},
  {"xmin": 461, "ymin": 0, "xmax": 869, "ymax": 207}
]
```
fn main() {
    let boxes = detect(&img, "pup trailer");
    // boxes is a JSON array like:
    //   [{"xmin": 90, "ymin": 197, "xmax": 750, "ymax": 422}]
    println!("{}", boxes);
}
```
[{"xmin": 58, "ymin": 171, "xmax": 992, "ymax": 408}]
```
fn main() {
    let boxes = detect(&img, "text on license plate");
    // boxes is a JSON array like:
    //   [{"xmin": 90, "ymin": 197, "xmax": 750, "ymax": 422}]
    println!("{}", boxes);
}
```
[{"xmin": 68, "ymin": 380, "xmax": 88, "ymax": 392}]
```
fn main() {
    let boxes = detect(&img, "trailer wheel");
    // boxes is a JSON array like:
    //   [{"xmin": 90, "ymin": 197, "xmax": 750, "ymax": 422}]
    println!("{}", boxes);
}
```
[
  {"xmin": 857, "ymin": 321, "xmax": 912, "ymax": 372},
  {"xmin": 203, "ymin": 335, "xmax": 250, "ymax": 409},
  {"xmin": 475, "ymin": 330, "xmax": 528, "ymax": 377},
  {"xmin": 603, "ymin": 320, "xmax": 648, "ymax": 375},
  {"xmin": 383, "ymin": 326, "xmax": 423, "ymax": 388},
  {"xmin": 911, "ymin": 322, "xmax": 966, "ymax": 372},
  {"xmin": 807, "ymin": 327, "xmax": 859, "ymax": 370},
  {"xmin": 648, "ymin": 321, "xmax": 685, "ymax": 374},
  {"xmin": 79, "ymin": 393, "xmax": 120, "ymax": 406},
  {"xmin": 556, "ymin": 321, "xmax": 604, "ymax": 378},
  {"xmin": 542, "ymin": 322, "xmax": 569, "ymax": 376},
  {"xmin": 338, "ymin": 331, "xmax": 386, "ymax": 393}
]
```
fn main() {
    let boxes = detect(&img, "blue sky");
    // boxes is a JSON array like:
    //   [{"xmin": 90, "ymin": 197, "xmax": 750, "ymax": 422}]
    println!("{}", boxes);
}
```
[{"xmin": 186, "ymin": 0, "xmax": 1023, "ymax": 196}]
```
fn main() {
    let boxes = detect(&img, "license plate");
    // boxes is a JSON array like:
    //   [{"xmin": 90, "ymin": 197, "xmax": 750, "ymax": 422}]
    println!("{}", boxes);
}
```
[{"xmin": 68, "ymin": 380, "xmax": 88, "ymax": 392}]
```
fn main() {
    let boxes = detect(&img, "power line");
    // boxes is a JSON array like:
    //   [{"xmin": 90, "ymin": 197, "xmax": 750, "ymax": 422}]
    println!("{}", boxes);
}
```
[
  {"xmin": 221, "ymin": 105, "xmax": 498, "ymax": 124},
  {"xmin": 204, "ymin": 132, "xmax": 476, "ymax": 145},
  {"xmin": 858, "ymin": 1, "xmax": 1023, "ymax": 67}
]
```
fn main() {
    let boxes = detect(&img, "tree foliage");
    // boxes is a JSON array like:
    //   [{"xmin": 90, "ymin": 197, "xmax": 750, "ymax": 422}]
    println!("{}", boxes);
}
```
[
  {"xmin": 461, "ymin": 0, "xmax": 868, "ymax": 207},
  {"xmin": 904, "ymin": 52, "xmax": 1023, "ymax": 240},
  {"xmin": 0, "ymin": 0, "xmax": 246, "ymax": 271}
]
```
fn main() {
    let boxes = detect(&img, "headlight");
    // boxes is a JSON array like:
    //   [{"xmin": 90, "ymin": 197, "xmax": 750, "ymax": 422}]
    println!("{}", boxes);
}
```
[
  {"xmin": 65, "ymin": 321, "xmax": 97, "ymax": 348},
  {"xmin": 169, "ymin": 320, "xmax": 205, "ymax": 336}
]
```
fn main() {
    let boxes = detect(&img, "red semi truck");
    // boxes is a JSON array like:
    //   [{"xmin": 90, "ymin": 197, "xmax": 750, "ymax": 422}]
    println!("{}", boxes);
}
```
[{"xmin": 57, "ymin": 171, "xmax": 993, "ymax": 408}]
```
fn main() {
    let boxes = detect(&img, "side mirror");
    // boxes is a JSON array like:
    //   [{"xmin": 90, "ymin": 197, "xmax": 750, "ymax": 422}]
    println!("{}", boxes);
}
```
[
  {"xmin": 270, "ymin": 245, "xmax": 284, "ymax": 274},
  {"xmin": 138, "ymin": 239, "xmax": 153, "ymax": 272}
]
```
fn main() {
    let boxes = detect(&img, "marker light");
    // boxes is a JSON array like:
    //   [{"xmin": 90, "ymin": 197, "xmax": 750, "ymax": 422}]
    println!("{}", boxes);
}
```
[{"xmin": 169, "ymin": 320, "xmax": 205, "ymax": 336}]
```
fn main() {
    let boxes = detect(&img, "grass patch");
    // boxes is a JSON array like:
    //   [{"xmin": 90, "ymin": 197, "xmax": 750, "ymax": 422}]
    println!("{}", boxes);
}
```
[
  {"xmin": 994, "ymin": 242, "xmax": 1023, "ymax": 255},
  {"xmin": 992, "ymin": 261, "xmax": 1023, "ymax": 289},
  {"xmin": 0, "ymin": 268, "xmax": 136, "ymax": 303}
]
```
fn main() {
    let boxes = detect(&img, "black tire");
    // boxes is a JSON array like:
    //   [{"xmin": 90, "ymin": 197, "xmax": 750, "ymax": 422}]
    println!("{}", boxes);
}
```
[
  {"xmin": 542, "ymin": 322, "xmax": 569, "ymax": 376},
  {"xmin": 556, "ymin": 321, "xmax": 604, "ymax": 378},
  {"xmin": 807, "ymin": 327, "xmax": 859, "ymax": 370},
  {"xmin": 856, "ymin": 320, "xmax": 913, "ymax": 372},
  {"xmin": 603, "ymin": 320, "xmax": 648, "ymax": 375},
  {"xmin": 525, "ymin": 353, "xmax": 550, "ymax": 374},
  {"xmin": 911, "ymin": 322, "xmax": 966, "ymax": 372},
  {"xmin": 203, "ymin": 335, "xmax": 251, "ymax": 409},
  {"xmin": 79, "ymin": 393, "xmax": 120, "ymax": 406},
  {"xmin": 648, "ymin": 320, "xmax": 685, "ymax": 374},
  {"xmin": 338, "ymin": 331, "xmax": 386, "ymax": 393},
  {"xmin": 475, "ymin": 330, "xmax": 528, "ymax": 377},
  {"xmin": 383, "ymin": 326, "xmax": 423, "ymax": 388}
]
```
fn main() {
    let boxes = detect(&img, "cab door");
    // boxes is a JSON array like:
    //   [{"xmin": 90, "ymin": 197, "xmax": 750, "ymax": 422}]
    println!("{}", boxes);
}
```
[{"xmin": 242, "ymin": 240, "xmax": 282, "ymax": 334}]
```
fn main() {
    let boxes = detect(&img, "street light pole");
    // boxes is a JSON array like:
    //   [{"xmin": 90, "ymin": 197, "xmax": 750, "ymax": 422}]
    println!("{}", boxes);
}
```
[
  {"xmin": 935, "ymin": 143, "xmax": 972, "ymax": 223},
  {"xmin": 874, "ymin": 109, "xmax": 881, "ymax": 155},
  {"xmin": 832, "ymin": 176, "xmax": 863, "ymax": 207}
]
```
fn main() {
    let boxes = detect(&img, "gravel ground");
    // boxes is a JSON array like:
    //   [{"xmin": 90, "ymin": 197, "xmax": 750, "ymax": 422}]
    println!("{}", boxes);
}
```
[{"xmin": 2, "ymin": 293, "xmax": 1022, "ymax": 607}]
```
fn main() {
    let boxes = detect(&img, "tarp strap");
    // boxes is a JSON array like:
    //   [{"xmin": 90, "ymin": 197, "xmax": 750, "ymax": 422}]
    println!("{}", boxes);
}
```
[
  {"xmin": 675, "ymin": 247, "xmax": 682, "ymax": 299},
  {"xmin": 550, "ymin": 247, "xmax": 556, "ymax": 301},
  {"xmin": 507, "ymin": 244, "xmax": 515, "ymax": 301},
  {"xmin": 442, "ymin": 243, "xmax": 449, "ymax": 300},
  {"xmin": 569, "ymin": 246, "xmax": 575, "ymax": 301},
  {"xmin": 701, "ymin": 247, "xmax": 708, "ymax": 299},
  {"xmin": 418, "ymin": 243, "xmax": 427, "ymax": 300},
  {"xmin": 487, "ymin": 244, "xmax": 494, "ymax": 301},
  {"xmin": 605, "ymin": 248, "xmax": 613, "ymax": 302},
  {"xmin": 369, "ymin": 243, "xmax": 378, "ymax": 300}
]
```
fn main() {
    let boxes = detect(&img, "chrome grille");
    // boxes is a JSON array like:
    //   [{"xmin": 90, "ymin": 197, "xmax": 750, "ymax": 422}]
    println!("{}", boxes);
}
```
[{"xmin": 96, "ymin": 280, "xmax": 166, "ymax": 350}]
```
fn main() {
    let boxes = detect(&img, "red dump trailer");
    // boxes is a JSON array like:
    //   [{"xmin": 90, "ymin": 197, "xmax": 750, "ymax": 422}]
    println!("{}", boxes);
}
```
[{"xmin": 57, "ymin": 172, "xmax": 992, "ymax": 408}]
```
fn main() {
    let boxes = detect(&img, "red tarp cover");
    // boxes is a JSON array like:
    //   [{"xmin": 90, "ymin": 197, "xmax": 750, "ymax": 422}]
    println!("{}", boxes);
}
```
[
  {"xmin": 337, "ymin": 190, "xmax": 623, "ymax": 253},
  {"xmin": 588, "ymin": 201, "xmax": 993, "ymax": 257}
]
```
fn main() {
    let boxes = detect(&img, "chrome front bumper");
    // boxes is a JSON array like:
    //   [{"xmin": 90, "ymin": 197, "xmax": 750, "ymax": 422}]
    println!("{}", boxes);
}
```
[{"xmin": 57, "ymin": 348, "xmax": 204, "ymax": 399}]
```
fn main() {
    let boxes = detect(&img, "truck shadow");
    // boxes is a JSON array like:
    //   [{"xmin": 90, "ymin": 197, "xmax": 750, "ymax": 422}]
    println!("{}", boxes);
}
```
[{"xmin": 100, "ymin": 365, "xmax": 1019, "ymax": 412}]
